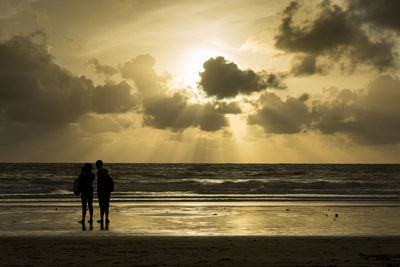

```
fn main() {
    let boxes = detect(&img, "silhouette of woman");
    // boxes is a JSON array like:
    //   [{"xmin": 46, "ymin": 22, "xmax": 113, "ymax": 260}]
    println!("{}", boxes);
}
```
[{"xmin": 79, "ymin": 163, "xmax": 95, "ymax": 224}]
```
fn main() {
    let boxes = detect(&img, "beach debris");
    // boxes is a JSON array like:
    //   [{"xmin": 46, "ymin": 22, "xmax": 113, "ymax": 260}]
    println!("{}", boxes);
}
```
[
  {"xmin": 325, "ymin": 214, "xmax": 328, "ymax": 216},
  {"xmin": 12, "ymin": 220, "xmax": 15, "ymax": 223},
  {"xmin": 213, "ymin": 213, "xmax": 218, "ymax": 215},
  {"xmin": 286, "ymin": 208, "xmax": 290, "ymax": 211},
  {"xmin": 335, "ymin": 213, "xmax": 339, "ymax": 217}
]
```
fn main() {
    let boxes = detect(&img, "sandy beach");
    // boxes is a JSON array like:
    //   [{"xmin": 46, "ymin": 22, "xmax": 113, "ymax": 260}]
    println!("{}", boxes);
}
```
[
  {"xmin": 1, "ymin": 202, "xmax": 400, "ymax": 236},
  {"xmin": 1, "ymin": 202, "xmax": 400, "ymax": 266},
  {"xmin": 1, "ymin": 236, "xmax": 400, "ymax": 266}
]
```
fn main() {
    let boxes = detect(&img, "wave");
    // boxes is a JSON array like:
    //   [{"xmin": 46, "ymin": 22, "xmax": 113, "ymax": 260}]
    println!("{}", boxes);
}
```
[
  {"xmin": 1, "ymin": 163, "xmax": 400, "ymax": 197},
  {"xmin": 105, "ymin": 180, "xmax": 400, "ymax": 195}
]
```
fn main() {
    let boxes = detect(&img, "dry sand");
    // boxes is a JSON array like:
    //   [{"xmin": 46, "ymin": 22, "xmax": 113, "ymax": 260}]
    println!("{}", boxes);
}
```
[{"xmin": 1, "ymin": 236, "xmax": 400, "ymax": 266}]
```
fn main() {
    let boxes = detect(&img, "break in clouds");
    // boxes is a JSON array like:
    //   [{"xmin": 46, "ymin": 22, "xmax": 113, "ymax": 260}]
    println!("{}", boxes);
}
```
[{"xmin": 275, "ymin": 0, "xmax": 399, "ymax": 76}]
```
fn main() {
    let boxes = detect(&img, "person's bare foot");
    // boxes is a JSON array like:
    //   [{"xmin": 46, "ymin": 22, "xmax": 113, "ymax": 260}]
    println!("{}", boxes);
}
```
[
  {"xmin": 97, "ymin": 219, "xmax": 103, "ymax": 223},
  {"xmin": 105, "ymin": 219, "xmax": 110, "ymax": 224},
  {"xmin": 88, "ymin": 219, "xmax": 93, "ymax": 224},
  {"xmin": 78, "ymin": 220, "xmax": 84, "ymax": 224}
]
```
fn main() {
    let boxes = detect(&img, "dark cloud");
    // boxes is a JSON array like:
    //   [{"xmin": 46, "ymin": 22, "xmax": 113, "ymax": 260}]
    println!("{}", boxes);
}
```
[
  {"xmin": 143, "ymin": 92, "xmax": 198, "ymax": 131},
  {"xmin": 199, "ymin": 56, "xmax": 264, "ymax": 99},
  {"xmin": 196, "ymin": 105, "xmax": 229, "ymax": 132},
  {"xmin": 274, "ymin": 0, "xmax": 396, "ymax": 75},
  {"xmin": 248, "ymin": 92, "xmax": 311, "ymax": 134},
  {"xmin": 87, "ymin": 58, "xmax": 118, "ymax": 77},
  {"xmin": 142, "ymin": 93, "xmax": 235, "ymax": 132},
  {"xmin": 92, "ymin": 81, "xmax": 137, "ymax": 114},
  {"xmin": 348, "ymin": 0, "xmax": 400, "ymax": 32},
  {"xmin": 0, "ymin": 32, "xmax": 91, "ymax": 124},
  {"xmin": 258, "ymin": 71, "xmax": 287, "ymax": 90},
  {"xmin": 248, "ymin": 75, "xmax": 400, "ymax": 145},
  {"xmin": 121, "ymin": 54, "xmax": 239, "ymax": 132},
  {"xmin": 311, "ymin": 75, "xmax": 400, "ymax": 144},
  {"xmin": 198, "ymin": 56, "xmax": 286, "ymax": 99},
  {"xmin": 290, "ymin": 54, "xmax": 327, "ymax": 76},
  {"xmin": 0, "ymin": 32, "xmax": 136, "ymax": 145}
]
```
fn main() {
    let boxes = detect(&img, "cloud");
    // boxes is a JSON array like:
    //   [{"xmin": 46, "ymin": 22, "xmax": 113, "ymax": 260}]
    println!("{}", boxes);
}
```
[
  {"xmin": 247, "ymin": 75, "xmax": 400, "ymax": 145},
  {"xmin": 120, "ymin": 54, "xmax": 240, "ymax": 132},
  {"xmin": 91, "ymin": 81, "xmax": 137, "ymax": 114},
  {"xmin": 348, "ymin": 0, "xmax": 400, "ymax": 32},
  {"xmin": 119, "ymin": 54, "xmax": 165, "ymax": 98},
  {"xmin": 199, "ymin": 56, "xmax": 264, "ymax": 99},
  {"xmin": 143, "ymin": 92, "xmax": 198, "ymax": 131},
  {"xmin": 0, "ymin": 32, "xmax": 92, "ymax": 124},
  {"xmin": 0, "ymin": 32, "xmax": 137, "ymax": 145},
  {"xmin": 248, "ymin": 92, "xmax": 311, "ymax": 134},
  {"xmin": 87, "ymin": 58, "xmax": 118, "ymax": 77},
  {"xmin": 198, "ymin": 56, "xmax": 286, "ymax": 99},
  {"xmin": 290, "ymin": 54, "xmax": 327, "ymax": 76},
  {"xmin": 274, "ymin": 0, "xmax": 396, "ymax": 75},
  {"xmin": 142, "ymin": 92, "xmax": 235, "ymax": 132},
  {"xmin": 311, "ymin": 75, "xmax": 400, "ymax": 145},
  {"xmin": 213, "ymin": 101, "xmax": 241, "ymax": 114}
]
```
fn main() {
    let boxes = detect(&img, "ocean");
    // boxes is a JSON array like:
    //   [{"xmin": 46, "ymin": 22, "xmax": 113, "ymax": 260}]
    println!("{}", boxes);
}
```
[{"xmin": 1, "ymin": 163, "xmax": 400, "ymax": 205}]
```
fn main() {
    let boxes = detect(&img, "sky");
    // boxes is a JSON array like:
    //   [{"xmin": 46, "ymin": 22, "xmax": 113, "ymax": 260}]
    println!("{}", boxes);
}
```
[{"xmin": 1, "ymin": 0, "xmax": 400, "ymax": 163}]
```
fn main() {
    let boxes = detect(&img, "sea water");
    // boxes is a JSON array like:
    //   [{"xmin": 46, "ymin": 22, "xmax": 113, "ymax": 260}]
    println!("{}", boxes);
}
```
[
  {"xmin": 1, "ymin": 163, "xmax": 399, "ymax": 204},
  {"xmin": 1, "ymin": 163, "xmax": 400, "ymax": 235}
]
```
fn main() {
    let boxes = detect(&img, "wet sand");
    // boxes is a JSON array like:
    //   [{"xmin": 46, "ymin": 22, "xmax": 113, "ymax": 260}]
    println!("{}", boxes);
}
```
[
  {"xmin": 1, "ymin": 236, "xmax": 400, "ymax": 266},
  {"xmin": 1, "ymin": 202, "xmax": 400, "ymax": 266},
  {"xmin": 2, "ymin": 202, "xmax": 400, "ymax": 236}
]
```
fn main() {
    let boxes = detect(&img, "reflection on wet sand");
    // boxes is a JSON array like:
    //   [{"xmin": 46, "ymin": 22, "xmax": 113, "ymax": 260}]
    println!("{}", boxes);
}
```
[
  {"xmin": 100, "ymin": 221, "xmax": 109, "ymax": 231},
  {"xmin": 81, "ymin": 222, "xmax": 93, "ymax": 231},
  {"xmin": 1, "ymin": 203, "xmax": 400, "ymax": 236}
]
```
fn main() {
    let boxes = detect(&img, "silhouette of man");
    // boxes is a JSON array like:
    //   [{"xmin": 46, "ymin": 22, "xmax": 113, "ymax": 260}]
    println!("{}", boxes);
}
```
[{"xmin": 96, "ymin": 160, "xmax": 112, "ymax": 224}]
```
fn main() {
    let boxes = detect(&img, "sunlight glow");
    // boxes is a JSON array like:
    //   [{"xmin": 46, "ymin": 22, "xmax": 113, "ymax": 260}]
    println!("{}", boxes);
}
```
[{"xmin": 180, "ymin": 48, "xmax": 224, "ymax": 89}]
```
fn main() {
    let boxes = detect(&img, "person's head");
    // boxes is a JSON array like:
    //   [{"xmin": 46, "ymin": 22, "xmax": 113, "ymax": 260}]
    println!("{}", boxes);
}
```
[
  {"xmin": 96, "ymin": 160, "xmax": 103, "ymax": 169},
  {"xmin": 83, "ymin": 163, "xmax": 92, "ymax": 172}
]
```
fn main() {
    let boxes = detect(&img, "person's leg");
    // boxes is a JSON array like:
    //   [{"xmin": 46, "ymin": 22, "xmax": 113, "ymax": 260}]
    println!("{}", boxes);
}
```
[
  {"xmin": 98, "ymin": 193, "xmax": 104, "ymax": 223},
  {"xmin": 80, "ymin": 195, "xmax": 87, "ymax": 223},
  {"xmin": 105, "ymin": 193, "xmax": 110, "ymax": 223},
  {"xmin": 88, "ymin": 192, "xmax": 93, "ymax": 223}
]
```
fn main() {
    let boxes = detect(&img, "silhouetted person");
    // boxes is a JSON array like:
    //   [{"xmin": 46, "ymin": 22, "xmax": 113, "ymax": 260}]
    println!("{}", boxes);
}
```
[
  {"xmin": 79, "ymin": 163, "xmax": 95, "ymax": 224},
  {"xmin": 100, "ymin": 221, "xmax": 109, "ymax": 231},
  {"xmin": 96, "ymin": 160, "xmax": 113, "ymax": 224}
]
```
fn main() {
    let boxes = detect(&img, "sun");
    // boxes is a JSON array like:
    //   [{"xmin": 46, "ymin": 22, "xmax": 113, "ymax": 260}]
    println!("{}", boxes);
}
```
[{"xmin": 180, "ymin": 48, "xmax": 223, "ymax": 89}]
